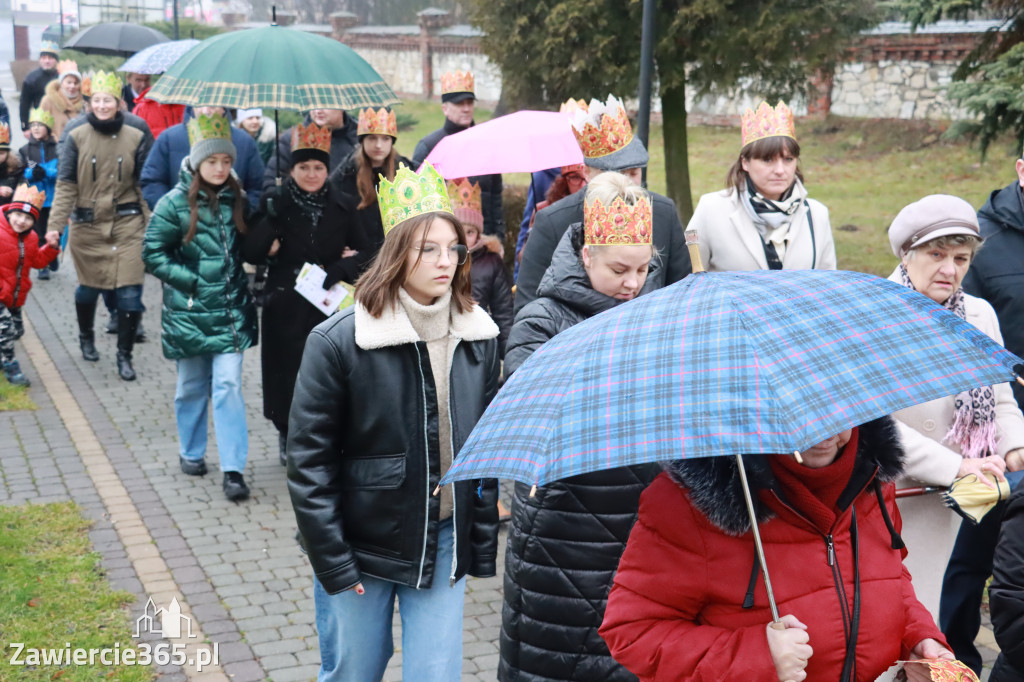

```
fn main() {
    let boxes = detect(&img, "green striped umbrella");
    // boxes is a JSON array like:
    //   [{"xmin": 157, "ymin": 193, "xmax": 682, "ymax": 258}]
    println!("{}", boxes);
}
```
[{"xmin": 148, "ymin": 26, "xmax": 399, "ymax": 111}]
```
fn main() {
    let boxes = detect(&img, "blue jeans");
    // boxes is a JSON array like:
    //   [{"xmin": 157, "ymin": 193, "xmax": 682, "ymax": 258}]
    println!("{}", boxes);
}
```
[
  {"xmin": 75, "ymin": 284, "xmax": 144, "ymax": 313},
  {"xmin": 313, "ymin": 519, "xmax": 464, "ymax": 681},
  {"xmin": 174, "ymin": 352, "xmax": 247, "ymax": 472}
]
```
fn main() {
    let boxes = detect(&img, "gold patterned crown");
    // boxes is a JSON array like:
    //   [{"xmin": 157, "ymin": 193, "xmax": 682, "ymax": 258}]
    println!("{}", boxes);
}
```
[
  {"xmin": 440, "ymin": 70, "xmax": 474, "ymax": 95},
  {"xmin": 91, "ymin": 70, "xmax": 122, "ymax": 99},
  {"xmin": 58, "ymin": 59, "xmax": 80, "ymax": 77},
  {"xmin": 0, "ymin": 123, "xmax": 10, "ymax": 147},
  {"xmin": 12, "ymin": 184, "xmax": 46, "ymax": 211},
  {"xmin": 357, "ymin": 108, "xmax": 397, "ymax": 138},
  {"xmin": 560, "ymin": 163, "xmax": 586, "ymax": 176},
  {"xmin": 559, "ymin": 98, "xmax": 588, "ymax": 117},
  {"xmin": 741, "ymin": 100, "xmax": 797, "ymax": 147},
  {"xmin": 447, "ymin": 178, "xmax": 483, "ymax": 229},
  {"xmin": 40, "ymin": 40, "xmax": 60, "ymax": 56},
  {"xmin": 571, "ymin": 95, "xmax": 634, "ymax": 159},
  {"xmin": 584, "ymin": 195, "xmax": 653, "ymax": 246},
  {"xmin": 292, "ymin": 122, "xmax": 332, "ymax": 154},
  {"xmin": 188, "ymin": 113, "xmax": 232, "ymax": 146},
  {"xmin": 29, "ymin": 107, "xmax": 55, "ymax": 130},
  {"xmin": 377, "ymin": 162, "xmax": 453, "ymax": 235},
  {"xmin": 80, "ymin": 72, "xmax": 93, "ymax": 97}
]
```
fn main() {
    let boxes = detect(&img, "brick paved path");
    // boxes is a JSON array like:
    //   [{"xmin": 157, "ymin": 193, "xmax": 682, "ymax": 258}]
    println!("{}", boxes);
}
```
[{"xmin": 0, "ymin": 268, "xmax": 1001, "ymax": 681}]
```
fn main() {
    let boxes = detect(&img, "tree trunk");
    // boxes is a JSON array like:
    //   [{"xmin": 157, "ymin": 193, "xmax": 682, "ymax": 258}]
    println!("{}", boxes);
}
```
[{"xmin": 660, "ymin": 81, "xmax": 693, "ymax": 223}]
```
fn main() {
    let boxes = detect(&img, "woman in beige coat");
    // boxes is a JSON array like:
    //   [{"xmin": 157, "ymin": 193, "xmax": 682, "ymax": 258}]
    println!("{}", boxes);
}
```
[
  {"xmin": 687, "ymin": 101, "xmax": 836, "ymax": 271},
  {"xmin": 50, "ymin": 71, "xmax": 152, "ymax": 381},
  {"xmin": 887, "ymin": 194, "xmax": 1024, "ymax": 675},
  {"xmin": 39, "ymin": 60, "xmax": 84, "ymax": 141}
]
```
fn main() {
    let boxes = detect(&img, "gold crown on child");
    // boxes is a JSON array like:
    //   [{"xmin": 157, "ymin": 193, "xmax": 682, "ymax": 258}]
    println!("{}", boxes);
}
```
[
  {"xmin": 188, "ymin": 113, "xmax": 232, "ymax": 146},
  {"xmin": 584, "ymin": 195, "xmax": 653, "ymax": 246},
  {"xmin": 377, "ymin": 162, "xmax": 453, "ymax": 235},
  {"xmin": 357, "ymin": 108, "xmax": 397, "ymax": 138},
  {"xmin": 13, "ymin": 184, "xmax": 46, "ymax": 211}
]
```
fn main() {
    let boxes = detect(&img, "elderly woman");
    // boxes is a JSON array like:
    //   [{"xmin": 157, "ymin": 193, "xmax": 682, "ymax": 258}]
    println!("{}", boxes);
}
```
[
  {"xmin": 886, "ymin": 194, "xmax": 1024, "ymax": 673},
  {"xmin": 39, "ymin": 59, "xmax": 83, "ymax": 140},
  {"xmin": 601, "ymin": 419, "xmax": 951, "ymax": 682},
  {"xmin": 687, "ymin": 101, "xmax": 835, "ymax": 272}
]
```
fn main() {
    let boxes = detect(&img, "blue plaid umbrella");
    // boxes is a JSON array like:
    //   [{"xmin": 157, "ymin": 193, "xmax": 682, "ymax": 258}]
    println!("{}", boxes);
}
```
[
  {"xmin": 441, "ymin": 269, "xmax": 1024, "ymax": 488},
  {"xmin": 118, "ymin": 39, "xmax": 200, "ymax": 75}
]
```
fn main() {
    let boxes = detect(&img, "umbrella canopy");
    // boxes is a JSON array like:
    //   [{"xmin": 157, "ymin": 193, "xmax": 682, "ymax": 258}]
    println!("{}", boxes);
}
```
[
  {"xmin": 63, "ymin": 22, "xmax": 169, "ymax": 57},
  {"xmin": 440, "ymin": 269, "xmax": 1024, "ymax": 487},
  {"xmin": 424, "ymin": 110, "xmax": 584, "ymax": 178},
  {"xmin": 148, "ymin": 26, "xmax": 399, "ymax": 111},
  {"xmin": 118, "ymin": 39, "xmax": 199, "ymax": 75}
]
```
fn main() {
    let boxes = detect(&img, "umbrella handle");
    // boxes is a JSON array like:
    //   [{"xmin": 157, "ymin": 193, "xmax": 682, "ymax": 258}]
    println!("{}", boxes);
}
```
[{"xmin": 736, "ymin": 453, "xmax": 781, "ymax": 622}]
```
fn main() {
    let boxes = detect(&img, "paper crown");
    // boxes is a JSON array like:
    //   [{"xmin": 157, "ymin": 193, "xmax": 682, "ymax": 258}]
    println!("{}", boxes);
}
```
[
  {"xmin": 40, "ymin": 40, "xmax": 60, "ymax": 56},
  {"xmin": 357, "ymin": 108, "xmax": 398, "ymax": 138},
  {"xmin": 561, "ymin": 163, "xmax": 586, "ymax": 176},
  {"xmin": 440, "ymin": 70, "xmax": 474, "ymax": 95},
  {"xmin": 584, "ymin": 194, "xmax": 653, "ymax": 246},
  {"xmin": 13, "ymin": 184, "xmax": 46, "ymax": 210},
  {"xmin": 559, "ymin": 98, "xmax": 588, "ymax": 117},
  {"xmin": 188, "ymin": 113, "xmax": 232, "ymax": 147},
  {"xmin": 291, "ymin": 121, "xmax": 331, "ymax": 154},
  {"xmin": 58, "ymin": 59, "xmax": 80, "ymax": 78},
  {"xmin": 447, "ymin": 178, "xmax": 483, "ymax": 229},
  {"xmin": 571, "ymin": 95, "xmax": 635, "ymax": 159},
  {"xmin": 0, "ymin": 123, "xmax": 10, "ymax": 147},
  {"xmin": 377, "ymin": 162, "xmax": 453, "ymax": 235},
  {"xmin": 91, "ymin": 71, "xmax": 122, "ymax": 99},
  {"xmin": 29, "ymin": 107, "xmax": 55, "ymax": 130},
  {"xmin": 741, "ymin": 100, "xmax": 797, "ymax": 147},
  {"xmin": 80, "ymin": 72, "xmax": 92, "ymax": 98}
]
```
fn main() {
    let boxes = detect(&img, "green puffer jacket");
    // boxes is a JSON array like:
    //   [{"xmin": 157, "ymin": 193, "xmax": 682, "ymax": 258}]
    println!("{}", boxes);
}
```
[{"xmin": 142, "ymin": 161, "xmax": 258, "ymax": 360}]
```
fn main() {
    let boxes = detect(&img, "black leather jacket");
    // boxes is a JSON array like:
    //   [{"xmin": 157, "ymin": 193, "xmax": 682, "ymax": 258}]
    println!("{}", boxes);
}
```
[{"xmin": 287, "ymin": 303, "xmax": 501, "ymax": 594}]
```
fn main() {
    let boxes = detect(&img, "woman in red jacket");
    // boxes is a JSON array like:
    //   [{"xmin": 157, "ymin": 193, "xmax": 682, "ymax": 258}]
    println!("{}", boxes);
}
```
[{"xmin": 600, "ymin": 417, "xmax": 951, "ymax": 682}]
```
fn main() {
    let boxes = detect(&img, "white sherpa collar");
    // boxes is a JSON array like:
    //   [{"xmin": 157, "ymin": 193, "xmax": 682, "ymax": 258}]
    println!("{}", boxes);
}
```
[{"xmin": 354, "ymin": 300, "xmax": 499, "ymax": 350}]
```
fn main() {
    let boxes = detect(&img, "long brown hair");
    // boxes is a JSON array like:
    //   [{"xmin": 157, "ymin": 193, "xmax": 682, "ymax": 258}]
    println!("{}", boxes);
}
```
[
  {"xmin": 725, "ymin": 136, "xmax": 804, "ymax": 194},
  {"xmin": 184, "ymin": 170, "xmax": 247, "ymax": 244},
  {"xmin": 355, "ymin": 141, "xmax": 398, "ymax": 210},
  {"xmin": 355, "ymin": 211, "xmax": 474, "ymax": 318}
]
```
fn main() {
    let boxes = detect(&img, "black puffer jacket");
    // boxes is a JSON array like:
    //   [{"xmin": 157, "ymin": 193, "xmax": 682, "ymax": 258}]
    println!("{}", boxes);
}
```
[
  {"xmin": 966, "ymin": 182, "xmax": 1024, "ymax": 409},
  {"xmin": 469, "ymin": 236, "xmax": 513, "ymax": 355},
  {"xmin": 499, "ymin": 224, "xmax": 664, "ymax": 682},
  {"xmin": 990, "ymin": 482, "xmax": 1024, "ymax": 682},
  {"xmin": 287, "ymin": 299, "xmax": 502, "ymax": 594}
]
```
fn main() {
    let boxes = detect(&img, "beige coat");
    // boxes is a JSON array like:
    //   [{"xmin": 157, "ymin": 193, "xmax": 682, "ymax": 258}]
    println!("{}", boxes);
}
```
[
  {"xmin": 687, "ymin": 188, "xmax": 836, "ymax": 271},
  {"xmin": 39, "ymin": 79, "xmax": 83, "ymax": 141},
  {"xmin": 50, "ymin": 117, "xmax": 151, "ymax": 289},
  {"xmin": 889, "ymin": 268, "xmax": 1024, "ymax": 620}
]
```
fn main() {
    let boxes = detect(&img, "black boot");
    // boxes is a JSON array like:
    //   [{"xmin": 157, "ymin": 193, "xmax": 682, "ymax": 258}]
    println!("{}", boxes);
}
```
[
  {"xmin": 116, "ymin": 311, "xmax": 140, "ymax": 381},
  {"xmin": 75, "ymin": 302, "xmax": 100, "ymax": 362},
  {"xmin": 278, "ymin": 431, "xmax": 288, "ymax": 466}
]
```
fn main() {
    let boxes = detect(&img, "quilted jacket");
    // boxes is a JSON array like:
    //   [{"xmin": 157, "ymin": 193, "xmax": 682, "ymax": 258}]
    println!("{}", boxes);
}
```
[{"xmin": 0, "ymin": 208, "xmax": 59, "ymax": 308}]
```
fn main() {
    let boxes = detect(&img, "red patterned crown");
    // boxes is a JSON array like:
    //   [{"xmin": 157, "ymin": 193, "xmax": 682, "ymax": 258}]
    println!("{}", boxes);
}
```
[
  {"xmin": 0, "ymin": 122, "xmax": 10, "ymax": 147},
  {"xmin": 447, "ymin": 178, "xmax": 483, "ymax": 230},
  {"xmin": 440, "ymin": 70, "xmax": 474, "ymax": 95},
  {"xmin": 571, "ymin": 95, "xmax": 634, "ymax": 159},
  {"xmin": 584, "ymin": 194, "xmax": 653, "ymax": 246},
  {"xmin": 292, "ymin": 122, "xmax": 331, "ymax": 155},
  {"xmin": 741, "ymin": 100, "xmax": 797, "ymax": 147},
  {"xmin": 357, "ymin": 108, "xmax": 397, "ymax": 138}
]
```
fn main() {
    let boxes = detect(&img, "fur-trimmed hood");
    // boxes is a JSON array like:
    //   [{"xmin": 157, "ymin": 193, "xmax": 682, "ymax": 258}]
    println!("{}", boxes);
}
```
[
  {"xmin": 354, "ymin": 298, "xmax": 499, "ymax": 350},
  {"xmin": 665, "ymin": 416, "xmax": 905, "ymax": 535},
  {"xmin": 256, "ymin": 117, "xmax": 277, "ymax": 145},
  {"xmin": 44, "ymin": 78, "xmax": 83, "ymax": 115}
]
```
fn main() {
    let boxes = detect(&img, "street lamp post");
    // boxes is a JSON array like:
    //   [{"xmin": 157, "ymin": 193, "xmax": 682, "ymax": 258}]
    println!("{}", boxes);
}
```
[
  {"xmin": 637, "ymin": 0, "xmax": 656, "ymax": 187},
  {"xmin": 173, "ymin": 0, "xmax": 179, "ymax": 39}
]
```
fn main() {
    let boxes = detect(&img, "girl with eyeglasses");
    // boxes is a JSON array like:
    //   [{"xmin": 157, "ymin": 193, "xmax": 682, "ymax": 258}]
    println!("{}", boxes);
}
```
[{"xmin": 286, "ymin": 162, "xmax": 501, "ymax": 681}]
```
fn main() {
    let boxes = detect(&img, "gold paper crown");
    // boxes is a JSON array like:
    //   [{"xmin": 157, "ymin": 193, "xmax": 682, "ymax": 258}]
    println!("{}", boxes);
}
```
[
  {"xmin": 12, "ymin": 184, "xmax": 46, "ymax": 211},
  {"xmin": 188, "ymin": 113, "xmax": 232, "ymax": 147},
  {"xmin": 740, "ymin": 101, "xmax": 797, "ymax": 147},
  {"xmin": 446, "ymin": 178, "xmax": 483, "ymax": 229},
  {"xmin": 559, "ymin": 98, "xmax": 588, "ymax": 117},
  {"xmin": 58, "ymin": 59, "xmax": 80, "ymax": 77},
  {"xmin": 91, "ymin": 71, "xmax": 122, "ymax": 99},
  {"xmin": 292, "ymin": 122, "xmax": 332, "ymax": 155},
  {"xmin": 0, "ymin": 123, "xmax": 10, "ymax": 146},
  {"xmin": 377, "ymin": 162, "xmax": 453, "ymax": 235},
  {"xmin": 29, "ymin": 107, "xmax": 55, "ymax": 130},
  {"xmin": 584, "ymin": 195, "xmax": 653, "ymax": 246},
  {"xmin": 80, "ymin": 72, "xmax": 93, "ymax": 97},
  {"xmin": 571, "ymin": 95, "xmax": 634, "ymax": 159},
  {"xmin": 39, "ymin": 40, "xmax": 60, "ymax": 56},
  {"xmin": 357, "ymin": 108, "xmax": 398, "ymax": 137},
  {"xmin": 440, "ymin": 70, "xmax": 474, "ymax": 95},
  {"xmin": 561, "ymin": 163, "xmax": 586, "ymax": 176}
]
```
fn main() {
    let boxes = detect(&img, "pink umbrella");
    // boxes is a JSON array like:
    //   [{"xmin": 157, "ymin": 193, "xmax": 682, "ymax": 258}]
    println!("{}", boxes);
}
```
[{"xmin": 424, "ymin": 110, "xmax": 584, "ymax": 178}]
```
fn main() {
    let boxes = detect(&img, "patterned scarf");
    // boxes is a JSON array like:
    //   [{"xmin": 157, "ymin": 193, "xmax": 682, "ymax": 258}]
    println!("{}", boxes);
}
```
[
  {"xmin": 284, "ymin": 176, "xmax": 327, "ymax": 226},
  {"xmin": 898, "ymin": 263, "xmax": 997, "ymax": 458}
]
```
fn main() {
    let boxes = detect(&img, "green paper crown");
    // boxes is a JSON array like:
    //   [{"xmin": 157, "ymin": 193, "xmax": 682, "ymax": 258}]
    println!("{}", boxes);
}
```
[
  {"xmin": 377, "ymin": 162, "xmax": 454, "ymax": 235},
  {"xmin": 91, "ymin": 70, "xmax": 122, "ymax": 99},
  {"xmin": 29, "ymin": 107, "xmax": 55, "ymax": 130},
  {"xmin": 188, "ymin": 113, "xmax": 233, "ymax": 147}
]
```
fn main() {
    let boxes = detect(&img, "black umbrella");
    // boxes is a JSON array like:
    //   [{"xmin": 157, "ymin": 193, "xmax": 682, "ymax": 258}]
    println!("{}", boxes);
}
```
[{"xmin": 63, "ymin": 22, "xmax": 170, "ymax": 57}]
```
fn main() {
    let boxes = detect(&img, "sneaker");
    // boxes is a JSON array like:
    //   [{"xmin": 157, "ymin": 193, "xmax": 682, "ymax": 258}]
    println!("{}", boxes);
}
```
[
  {"xmin": 223, "ymin": 472, "xmax": 250, "ymax": 501},
  {"xmin": 179, "ymin": 457, "xmax": 208, "ymax": 476},
  {"xmin": 2, "ymin": 361, "xmax": 30, "ymax": 387},
  {"xmin": 37, "ymin": 268, "xmax": 50, "ymax": 280}
]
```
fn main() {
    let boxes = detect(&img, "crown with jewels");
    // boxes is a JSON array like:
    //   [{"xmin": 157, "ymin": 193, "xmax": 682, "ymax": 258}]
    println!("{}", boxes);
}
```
[
  {"xmin": 91, "ymin": 70, "xmax": 123, "ymax": 99},
  {"xmin": 584, "ymin": 194, "xmax": 653, "ymax": 247},
  {"xmin": 8, "ymin": 184, "xmax": 46, "ymax": 218},
  {"xmin": 0, "ymin": 123, "xmax": 10, "ymax": 147},
  {"xmin": 447, "ymin": 178, "xmax": 483, "ymax": 229},
  {"xmin": 292, "ymin": 121, "xmax": 331, "ymax": 154},
  {"xmin": 571, "ymin": 95, "xmax": 635, "ymax": 159},
  {"xmin": 40, "ymin": 40, "xmax": 60, "ymax": 56},
  {"xmin": 188, "ymin": 112, "xmax": 232, "ymax": 147},
  {"xmin": 740, "ymin": 100, "xmax": 797, "ymax": 147},
  {"xmin": 377, "ymin": 162, "xmax": 453, "ymax": 235},
  {"xmin": 357, "ymin": 108, "xmax": 397, "ymax": 138},
  {"xmin": 29, "ymin": 107, "xmax": 55, "ymax": 130},
  {"xmin": 440, "ymin": 70, "xmax": 474, "ymax": 95},
  {"xmin": 559, "ymin": 98, "xmax": 588, "ymax": 117},
  {"xmin": 561, "ymin": 163, "xmax": 586, "ymax": 176}
]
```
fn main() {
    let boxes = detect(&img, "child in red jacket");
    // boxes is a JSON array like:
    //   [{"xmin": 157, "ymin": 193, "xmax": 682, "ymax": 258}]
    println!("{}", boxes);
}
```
[{"xmin": 0, "ymin": 184, "xmax": 59, "ymax": 386}]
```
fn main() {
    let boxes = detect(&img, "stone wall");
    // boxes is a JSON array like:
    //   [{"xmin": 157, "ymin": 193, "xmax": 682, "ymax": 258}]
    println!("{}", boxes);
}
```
[{"xmin": 830, "ymin": 61, "xmax": 959, "ymax": 119}]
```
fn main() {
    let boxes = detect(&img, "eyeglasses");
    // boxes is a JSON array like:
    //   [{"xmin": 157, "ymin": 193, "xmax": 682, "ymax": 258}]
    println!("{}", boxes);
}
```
[{"xmin": 414, "ymin": 243, "xmax": 468, "ymax": 265}]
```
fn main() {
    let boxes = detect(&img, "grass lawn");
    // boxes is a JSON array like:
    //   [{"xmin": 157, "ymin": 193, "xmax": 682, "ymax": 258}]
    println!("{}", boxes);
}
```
[
  {"xmin": 0, "ymin": 502, "xmax": 152, "ymax": 682},
  {"xmin": 0, "ymin": 380, "xmax": 36, "ymax": 412}
]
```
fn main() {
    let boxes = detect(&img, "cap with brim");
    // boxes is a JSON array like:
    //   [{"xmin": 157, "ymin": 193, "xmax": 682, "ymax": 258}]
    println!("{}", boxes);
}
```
[
  {"xmin": 887, "ymin": 194, "xmax": 982, "ymax": 258},
  {"xmin": 442, "ymin": 91, "xmax": 475, "ymax": 104},
  {"xmin": 584, "ymin": 135, "xmax": 649, "ymax": 172}
]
